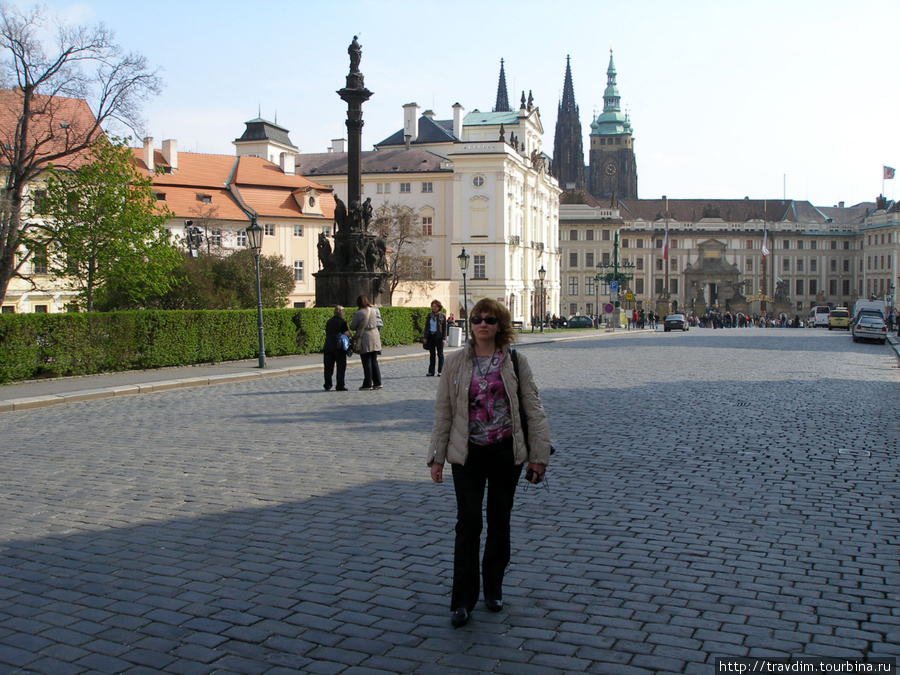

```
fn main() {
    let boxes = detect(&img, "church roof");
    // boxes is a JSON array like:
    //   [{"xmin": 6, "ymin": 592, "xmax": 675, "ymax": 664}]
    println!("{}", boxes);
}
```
[
  {"xmin": 494, "ymin": 59, "xmax": 511, "ymax": 113},
  {"xmin": 294, "ymin": 147, "xmax": 450, "ymax": 176},
  {"xmin": 374, "ymin": 116, "xmax": 457, "ymax": 147}
]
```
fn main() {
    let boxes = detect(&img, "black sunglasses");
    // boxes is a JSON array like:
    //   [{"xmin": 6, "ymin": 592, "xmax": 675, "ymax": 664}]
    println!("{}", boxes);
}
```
[{"xmin": 470, "ymin": 316, "xmax": 499, "ymax": 325}]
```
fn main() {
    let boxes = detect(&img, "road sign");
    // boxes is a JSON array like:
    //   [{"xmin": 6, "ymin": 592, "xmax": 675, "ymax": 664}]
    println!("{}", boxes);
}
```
[
  {"xmin": 609, "ymin": 280, "xmax": 619, "ymax": 293},
  {"xmin": 625, "ymin": 292, "xmax": 634, "ymax": 301},
  {"xmin": 604, "ymin": 303, "xmax": 614, "ymax": 314}
]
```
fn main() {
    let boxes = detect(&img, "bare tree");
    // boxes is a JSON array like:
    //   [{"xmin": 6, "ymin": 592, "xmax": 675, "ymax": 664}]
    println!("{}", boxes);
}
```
[
  {"xmin": 374, "ymin": 201, "xmax": 434, "ymax": 296},
  {"xmin": 0, "ymin": 2, "xmax": 162, "ymax": 304}
]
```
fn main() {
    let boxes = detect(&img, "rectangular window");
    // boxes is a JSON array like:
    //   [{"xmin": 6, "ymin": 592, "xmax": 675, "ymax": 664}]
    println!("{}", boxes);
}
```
[
  {"xmin": 32, "ymin": 189, "xmax": 47, "ymax": 214},
  {"xmin": 236, "ymin": 230, "xmax": 247, "ymax": 247},
  {"xmin": 796, "ymin": 259, "xmax": 804, "ymax": 272},
  {"xmin": 265, "ymin": 223, "xmax": 275, "ymax": 236},
  {"xmin": 586, "ymin": 277, "xmax": 595, "ymax": 296},
  {"xmin": 656, "ymin": 259, "xmax": 663, "ymax": 271},
  {"xmin": 586, "ymin": 303, "xmax": 593, "ymax": 315},
  {"xmin": 636, "ymin": 239, "xmax": 644, "ymax": 248},
  {"xmin": 829, "ymin": 279, "xmax": 837, "ymax": 295},
  {"xmin": 602, "ymin": 230, "xmax": 610, "ymax": 241},
  {"xmin": 294, "ymin": 225, "xmax": 304, "ymax": 237},
  {"xmin": 797, "ymin": 240, "xmax": 804, "ymax": 250},
  {"xmin": 34, "ymin": 305, "xmax": 48, "ymax": 313},
  {"xmin": 1, "ymin": 305, "xmax": 15, "ymax": 313},
  {"xmin": 671, "ymin": 240, "xmax": 677, "ymax": 249},
  {"xmin": 843, "ymin": 259, "xmax": 849, "ymax": 272},
  {"xmin": 424, "ymin": 258, "xmax": 433, "ymax": 278},
  {"xmin": 570, "ymin": 303, "xmax": 578, "ymax": 316},
  {"xmin": 811, "ymin": 240, "xmax": 817, "ymax": 250},
  {"xmin": 293, "ymin": 260, "xmax": 304, "ymax": 282},
  {"xmin": 399, "ymin": 182, "xmax": 411, "ymax": 193},
  {"xmin": 831, "ymin": 240, "xmax": 837, "ymax": 250},
  {"xmin": 569, "ymin": 252, "xmax": 578, "ymax": 267},
  {"xmin": 670, "ymin": 259, "xmax": 678, "ymax": 271},
  {"xmin": 422, "ymin": 216, "xmax": 433, "ymax": 236},
  {"xmin": 622, "ymin": 238, "xmax": 630, "ymax": 248},
  {"xmin": 746, "ymin": 259, "xmax": 753, "ymax": 272},
  {"xmin": 473, "ymin": 255, "xmax": 486, "ymax": 279},
  {"xmin": 636, "ymin": 258, "xmax": 644, "ymax": 270},
  {"xmin": 210, "ymin": 229, "xmax": 222, "ymax": 247},
  {"xmin": 810, "ymin": 259, "xmax": 817, "ymax": 272},
  {"xmin": 782, "ymin": 258, "xmax": 790, "ymax": 272},
  {"xmin": 602, "ymin": 252, "xmax": 610, "ymax": 265},
  {"xmin": 586, "ymin": 230, "xmax": 594, "ymax": 241},
  {"xmin": 746, "ymin": 239, "xmax": 753, "ymax": 249},
  {"xmin": 421, "ymin": 182, "xmax": 433, "ymax": 193},
  {"xmin": 809, "ymin": 279, "xmax": 817, "ymax": 295},
  {"xmin": 783, "ymin": 240, "xmax": 790, "ymax": 249},
  {"xmin": 570, "ymin": 229, "xmax": 578, "ymax": 241},
  {"xmin": 586, "ymin": 252, "xmax": 594, "ymax": 267},
  {"xmin": 376, "ymin": 183, "xmax": 383, "ymax": 194},
  {"xmin": 842, "ymin": 279, "xmax": 850, "ymax": 295},
  {"xmin": 635, "ymin": 278, "xmax": 644, "ymax": 294},
  {"xmin": 670, "ymin": 279, "xmax": 678, "ymax": 294},
  {"xmin": 843, "ymin": 240, "xmax": 850, "ymax": 250},
  {"xmin": 32, "ymin": 254, "xmax": 48, "ymax": 275},
  {"xmin": 796, "ymin": 279, "xmax": 804, "ymax": 295},
  {"xmin": 655, "ymin": 278, "xmax": 664, "ymax": 294},
  {"xmin": 831, "ymin": 258, "xmax": 838, "ymax": 272},
  {"xmin": 568, "ymin": 276, "xmax": 578, "ymax": 295}
]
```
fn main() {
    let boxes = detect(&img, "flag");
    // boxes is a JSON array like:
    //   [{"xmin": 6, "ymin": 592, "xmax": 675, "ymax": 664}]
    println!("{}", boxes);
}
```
[
  {"xmin": 662, "ymin": 226, "xmax": 669, "ymax": 261},
  {"xmin": 884, "ymin": 166, "xmax": 895, "ymax": 180},
  {"xmin": 761, "ymin": 229, "xmax": 769, "ymax": 258}
]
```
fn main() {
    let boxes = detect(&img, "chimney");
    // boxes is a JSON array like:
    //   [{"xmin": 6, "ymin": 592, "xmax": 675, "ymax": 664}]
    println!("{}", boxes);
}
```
[
  {"xmin": 331, "ymin": 138, "xmax": 346, "ymax": 153},
  {"xmin": 422, "ymin": 109, "xmax": 435, "ymax": 120},
  {"xmin": 161, "ymin": 139, "xmax": 177, "ymax": 172},
  {"xmin": 280, "ymin": 152, "xmax": 295, "ymax": 175},
  {"xmin": 142, "ymin": 137, "xmax": 154, "ymax": 173},
  {"xmin": 452, "ymin": 103, "xmax": 464, "ymax": 140},
  {"xmin": 403, "ymin": 102, "xmax": 420, "ymax": 143},
  {"xmin": 839, "ymin": 201, "xmax": 845, "ymax": 207}
]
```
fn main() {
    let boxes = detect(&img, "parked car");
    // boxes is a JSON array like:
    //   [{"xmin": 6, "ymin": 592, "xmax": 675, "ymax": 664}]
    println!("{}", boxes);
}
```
[
  {"xmin": 549, "ymin": 317, "xmax": 568, "ymax": 329},
  {"xmin": 810, "ymin": 305, "xmax": 832, "ymax": 327},
  {"xmin": 851, "ymin": 315, "xmax": 887, "ymax": 344},
  {"xmin": 828, "ymin": 308, "xmax": 850, "ymax": 330},
  {"xmin": 664, "ymin": 314, "xmax": 689, "ymax": 332},
  {"xmin": 567, "ymin": 315, "xmax": 594, "ymax": 329}
]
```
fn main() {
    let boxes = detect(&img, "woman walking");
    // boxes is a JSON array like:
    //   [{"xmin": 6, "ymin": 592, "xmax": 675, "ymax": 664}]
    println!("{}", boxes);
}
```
[
  {"xmin": 323, "ymin": 305, "xmax": 350, "ymax": 391},
  {"xmin": 349, "ymin": 295, "xmax": 383, "ymax": 390},
  {"xmin": 427, "ymin": 298, "xmax": 551, "ymax": 627},
  {"xmin": 423, "ymin": 299, "xmax": 448, "ymax": 377}
]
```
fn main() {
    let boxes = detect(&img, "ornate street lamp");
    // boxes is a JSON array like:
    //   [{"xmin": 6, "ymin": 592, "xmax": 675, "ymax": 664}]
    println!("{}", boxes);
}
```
[
  {"xmin": 246, "ymin": 219, "xmax": 266, "ymax": 369},
  {"xmin": 538, "ymin": 265, "xmax": 546, "ymax": 333},
  {"xmin": 457, "ymin": 247, "xmax": 470, "ymax": 331}
]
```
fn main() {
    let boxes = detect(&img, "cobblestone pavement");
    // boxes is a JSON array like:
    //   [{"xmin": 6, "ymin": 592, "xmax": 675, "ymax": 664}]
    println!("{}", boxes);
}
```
[{"xmin": 0, "ymin": 328, "xmax": 898, "ymax": 674}]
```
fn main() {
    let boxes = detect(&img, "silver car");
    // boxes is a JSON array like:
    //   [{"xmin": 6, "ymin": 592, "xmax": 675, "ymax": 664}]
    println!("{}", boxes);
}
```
[{"xmin": 851, "ymin": 315, "xmax": 887, "ymax": 344}]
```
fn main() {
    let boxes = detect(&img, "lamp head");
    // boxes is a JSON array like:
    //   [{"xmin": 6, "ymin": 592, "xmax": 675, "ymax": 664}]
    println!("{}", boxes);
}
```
[
  {"xmin": 457, "ymin": 247, "xmax": 470, "ymax": 273},
  {"xmin": 246, "ymin": 219, "xmax": 263, "ymax": 251}
]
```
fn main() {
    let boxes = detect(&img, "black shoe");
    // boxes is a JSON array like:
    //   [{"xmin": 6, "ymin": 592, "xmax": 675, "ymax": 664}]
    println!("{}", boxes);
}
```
[
  {"xmin": 485, "ymin": 599, "xmax": 503, "ymax": 613},
  {"xmin": 324, "ymin": 386, "xmax": 332, "ymax": 391},
  {"xmin": 450, "ymin": 608, "xmax": 469, "ymax": 627},
  {"xmin": 373, "ymin": 385, "xmax": 383, "ymax": 390},
  {"xmin": 426, "ymin": 372, "xmax": 435, "ymax": 377},
  {"xmin": 359, "ymin": 385, "xmax": 373, "ymax": 390},
  {"xmin": 335, "ymin": 387, "xmax": 348, "ymax": 391}
]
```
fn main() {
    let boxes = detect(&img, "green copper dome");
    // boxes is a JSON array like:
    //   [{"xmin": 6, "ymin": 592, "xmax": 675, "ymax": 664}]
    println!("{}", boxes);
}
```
[{"xmin": 590, "ymin": 50, "xmax": 630, "ymax": 137}]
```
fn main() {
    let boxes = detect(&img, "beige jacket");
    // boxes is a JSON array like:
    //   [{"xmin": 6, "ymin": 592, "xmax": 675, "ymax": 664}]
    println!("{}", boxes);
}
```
[
  {"xmin": 349, "ymin": 307, "xmax": 382, "ymax": 354},
  {"xmin": 427, "ymin": 343, "xmax": 552, "ymax": 467}
]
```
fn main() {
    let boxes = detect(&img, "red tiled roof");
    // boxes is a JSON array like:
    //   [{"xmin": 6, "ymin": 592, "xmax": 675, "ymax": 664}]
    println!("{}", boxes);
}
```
[{"xmin": 0, "ymin": 90, "xmax": 101, "ymax": 171}]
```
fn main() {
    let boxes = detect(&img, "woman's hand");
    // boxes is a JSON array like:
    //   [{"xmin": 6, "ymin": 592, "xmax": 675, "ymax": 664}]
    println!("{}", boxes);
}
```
[
  {"xmin": 526, "ymin": 462, "xmax": 546, "ymax": 483},
  {"xmin": 430, "ymin": 464, "xmax": 443, "ymax": 483}
]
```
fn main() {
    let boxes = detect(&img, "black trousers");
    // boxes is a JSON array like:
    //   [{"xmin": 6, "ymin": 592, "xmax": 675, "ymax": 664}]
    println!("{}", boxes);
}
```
[
  {"xmin": 450, "ymin": 437, "xmax": 523, "ymax": 611},
  {"xmin": 323, "ymin": 350, "xmax": 346, "ymax": 390},
  {"xmin": 360, "ymin": 351, "xmax": 381, "ymax": 388},
  {"xmin": 427, "ymin": 334, "xmax": 444, "ymax": 374}
]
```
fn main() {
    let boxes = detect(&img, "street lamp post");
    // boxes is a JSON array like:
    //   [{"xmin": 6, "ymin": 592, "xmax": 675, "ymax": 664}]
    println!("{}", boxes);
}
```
[
  {"xmin": 594, "ymin": 269, "xmax": 602, "ymax": 329},
  {"xmin": 538, "ymin": 265, "xmax": 546, "ymax": 333},
  {"xmin": 246, "ymin": 219, "xmax": 266, "ymax": 369},
  {"xmin": 457, "ymin": 247, "xmax": 470, "ymax": 332},
  {"xmin": 595, "ymin": 232, "xmax": 635, "ymax": 330}
]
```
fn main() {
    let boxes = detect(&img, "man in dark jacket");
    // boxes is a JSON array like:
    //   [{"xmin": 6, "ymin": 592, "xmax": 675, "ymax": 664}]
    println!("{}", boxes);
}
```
[
  {"xmin": 424, "ymin": 299, "xmax": 448, "ymax": 376},
  {"xmin": 323, "ymin": 306, "xmax": 350, "ymax": 391}
]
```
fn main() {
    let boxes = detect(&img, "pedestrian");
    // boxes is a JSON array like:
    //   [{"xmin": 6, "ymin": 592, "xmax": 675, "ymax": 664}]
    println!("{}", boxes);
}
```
[
  {"xmin": 424, "ymin": 299, "xmax": 448, "ymax": 377},
  {"xmin": 323, "ymin": 305, "xmax": 350, "ymax": 391},
  {"xmin": 449, "ymin": 313, "xmax": 456, "ymax": 326},
  {"xmin": 349, "ymin": 295, "xmax": 383, "ymax": 390},
  {"xmin": 427, "ymin": 298, "xmax": 551, "ymax": 628}
]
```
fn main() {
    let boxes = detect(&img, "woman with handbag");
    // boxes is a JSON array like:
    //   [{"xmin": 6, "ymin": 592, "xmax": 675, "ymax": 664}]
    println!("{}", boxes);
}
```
[
  {"xmin": 323, "ymin": 305, "xmax": 350, "ymax": 391},
  {"xmin": 349, "ymin": 295, "xmax": 383, "ymax": 390},
  {"xmin": 423, "ymin": 299, "xmax": 448, "ymax": 377},
  {"xmin": 427, "ymin": 298, "xmax": 551, "ymax": 628}
]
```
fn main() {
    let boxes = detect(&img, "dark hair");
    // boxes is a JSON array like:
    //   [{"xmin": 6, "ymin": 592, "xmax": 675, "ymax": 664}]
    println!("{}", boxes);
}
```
[
  {"xmin": 430, "ymin": 299, "xmax": 443, "ymax": 311},
  {"xmin": 356, "ymin": 295, "xmax": 372, "ymax": 309},
  {"xmin": 469, "ymin": 298, "xmax": 516, "ymax": 349}
]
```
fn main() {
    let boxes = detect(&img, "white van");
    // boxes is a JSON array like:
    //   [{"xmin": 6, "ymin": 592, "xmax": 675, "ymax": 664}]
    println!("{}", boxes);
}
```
[
  {"xmin": 851, "ymin": 299, "xmax": 886, "ymax": 324},
  {"xmin": 811, "ymin": 305, "xmax": 831, "ymax": 327}
]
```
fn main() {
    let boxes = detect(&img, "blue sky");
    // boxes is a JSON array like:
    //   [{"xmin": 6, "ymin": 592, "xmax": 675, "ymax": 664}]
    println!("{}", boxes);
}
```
[{"xmin": 10, "ymin": 0, "xmax": 899, "ymax": 207}]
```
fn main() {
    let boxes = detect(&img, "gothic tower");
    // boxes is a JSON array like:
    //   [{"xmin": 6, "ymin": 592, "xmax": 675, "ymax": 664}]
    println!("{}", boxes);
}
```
[
  {"xmin": 494, "ymin": 59, "xmax": 511, "ymax": 113},
  {"xmin": 552, "ymin": 56, "xmax": 586, "ymax": 191},
  {"xmin": 588, "ymin": 50, "xmax": 638, "ymax": 199}
]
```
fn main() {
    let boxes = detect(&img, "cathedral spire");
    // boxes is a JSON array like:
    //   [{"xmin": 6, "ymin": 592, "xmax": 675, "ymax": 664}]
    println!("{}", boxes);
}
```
[
  {"xmin": 493, "ymin": 59, "xmax": 511, "ymax": 113},
  {"xmin": 553, "ymin": 55, "xmax": 585, "ymax": 191}
]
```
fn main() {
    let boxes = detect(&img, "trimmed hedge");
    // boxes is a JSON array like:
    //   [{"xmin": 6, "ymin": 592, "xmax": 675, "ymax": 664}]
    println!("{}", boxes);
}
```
[{"xmin": 0, "ymin": 306, "xmax": 431, "ymax": 384}]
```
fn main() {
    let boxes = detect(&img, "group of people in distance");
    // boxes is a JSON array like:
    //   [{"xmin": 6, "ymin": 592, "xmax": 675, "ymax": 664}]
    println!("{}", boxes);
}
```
[{"xmin": 321, "ymin": 298, "xmax": 554, "ymax": 629}]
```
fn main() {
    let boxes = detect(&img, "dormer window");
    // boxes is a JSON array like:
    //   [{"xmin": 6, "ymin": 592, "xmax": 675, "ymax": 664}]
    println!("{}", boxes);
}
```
[
  {"xmin": 153, "ymin": 192, "xmax": 166, "ymax": 201},
  {"xmin": 196, "ymin": 193, "xmax": 212, "ymax": 204}
]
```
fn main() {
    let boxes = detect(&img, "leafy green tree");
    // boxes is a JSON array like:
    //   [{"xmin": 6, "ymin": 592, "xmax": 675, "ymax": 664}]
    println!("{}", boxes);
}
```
[
  {"xmin": 131, "ymin": 249, "xmax": 295, "ymax": 311},
  {"xmin": 34, "ymin": 137, "xmax": 181, "ymax": 311}
]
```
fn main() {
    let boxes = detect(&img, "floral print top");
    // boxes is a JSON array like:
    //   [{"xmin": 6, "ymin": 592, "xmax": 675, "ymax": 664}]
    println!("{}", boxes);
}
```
[{"xmin": 468, "ymin": 351, "xmax": 512, "ymax": 446}]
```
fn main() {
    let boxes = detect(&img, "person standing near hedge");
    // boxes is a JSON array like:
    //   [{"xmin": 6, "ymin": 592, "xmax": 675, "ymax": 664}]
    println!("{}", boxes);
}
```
[
  {"xmin": 349, "ymin": 295, "xmax": 383, "ymax": 390},
  {"xmin": 323, "ymin": 305, "xmax": 350, "ymax": 391},
  {"xmin": 423, "ymin": 299, "xmax": 448, "ymax": 377}
]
